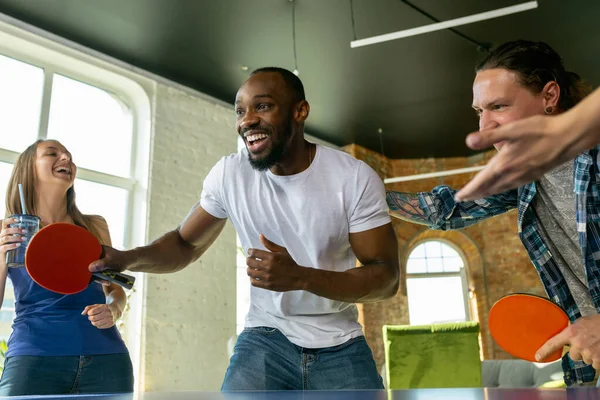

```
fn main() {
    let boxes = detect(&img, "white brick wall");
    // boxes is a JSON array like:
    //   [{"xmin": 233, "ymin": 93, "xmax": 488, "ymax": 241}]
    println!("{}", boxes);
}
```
[{"xmin": 144, "ymin": 84, "xmax": 237, "ymax": 391}]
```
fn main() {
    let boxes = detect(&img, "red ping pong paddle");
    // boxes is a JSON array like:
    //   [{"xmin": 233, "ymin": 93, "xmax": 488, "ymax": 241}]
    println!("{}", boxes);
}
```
[
  {"xmin": 25, "ymin": 223, "xmax": 135, "ymax": 295},
  {"xmin": 488, "ymin": 293, "xmax": 569, "ymax": 362}
]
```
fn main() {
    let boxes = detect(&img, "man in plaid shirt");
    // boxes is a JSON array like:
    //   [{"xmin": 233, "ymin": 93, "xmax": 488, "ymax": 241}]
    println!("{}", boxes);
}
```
[{"xmin": 387, "ymin": 40, "xmax": 598, "ymax": 386}]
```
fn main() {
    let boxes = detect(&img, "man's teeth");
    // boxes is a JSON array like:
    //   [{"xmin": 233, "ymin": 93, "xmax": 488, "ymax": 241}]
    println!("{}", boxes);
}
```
[{"xmin": 247, "ymin": 133, "xmax": 268, "ymax": 144}]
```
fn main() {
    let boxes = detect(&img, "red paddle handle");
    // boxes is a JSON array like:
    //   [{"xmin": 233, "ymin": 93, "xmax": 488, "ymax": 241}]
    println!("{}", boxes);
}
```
[{"xmin": 92, "ymin": 270, "xmax": 135, "ymax": 290}]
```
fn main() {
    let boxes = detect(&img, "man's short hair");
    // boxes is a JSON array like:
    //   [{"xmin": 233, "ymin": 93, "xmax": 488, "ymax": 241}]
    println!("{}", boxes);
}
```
[{"xmin": 251, "ymin": 67, "xmax": 306, "ymax": 103}]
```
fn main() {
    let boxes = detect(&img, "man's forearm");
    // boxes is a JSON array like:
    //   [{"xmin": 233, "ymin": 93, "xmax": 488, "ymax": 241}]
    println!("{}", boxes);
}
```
[
  {"xmin": 386, "ymin": 191, "xmax": 430, "ymax": 225},
  {"xmin": 570, "ymin": 86, "xmax": 600, "ymax": 151},
  {"xmin": 300, "ymin": 263, "xmax": 399, "ymax": 303},
  {"xmin": 126, "ymin": 229, "xmax": 201, "ymax": 273}
]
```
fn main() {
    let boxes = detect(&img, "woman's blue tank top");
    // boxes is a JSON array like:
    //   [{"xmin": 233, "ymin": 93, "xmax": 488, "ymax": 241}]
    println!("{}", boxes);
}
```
[{"xmin": 5, "ymin": 266, "xmax": 128, "ymax": 357}]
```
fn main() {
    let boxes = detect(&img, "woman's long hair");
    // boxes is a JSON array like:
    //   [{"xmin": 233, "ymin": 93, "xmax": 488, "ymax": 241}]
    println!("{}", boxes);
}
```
[{"xmin": 5, "ymin": 139, "xmax": 105, "ymax": 244}]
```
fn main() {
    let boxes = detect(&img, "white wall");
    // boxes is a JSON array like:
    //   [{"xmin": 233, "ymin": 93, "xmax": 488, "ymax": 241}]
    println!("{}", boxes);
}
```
[{"xmin": 144, "ymin": 85, "xmax": 237, "ymax": 390}]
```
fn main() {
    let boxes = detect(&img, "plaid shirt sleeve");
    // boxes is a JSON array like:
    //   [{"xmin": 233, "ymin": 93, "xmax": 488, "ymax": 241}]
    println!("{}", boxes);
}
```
[
  {"xmin": 562, "ymin": 354, "xmax": 597, "ymax": 386},
  {"xmin": 418, "ymin": 185, "xmax": 519, "ymax": 230}
]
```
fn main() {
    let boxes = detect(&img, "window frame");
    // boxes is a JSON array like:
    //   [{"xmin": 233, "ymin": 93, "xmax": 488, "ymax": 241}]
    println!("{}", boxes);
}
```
[{"xmin": 406, "ymin": 239, "xmax": 472, "ymax": 324}]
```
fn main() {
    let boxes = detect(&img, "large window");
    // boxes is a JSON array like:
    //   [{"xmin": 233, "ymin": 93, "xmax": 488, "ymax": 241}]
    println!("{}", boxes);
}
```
[
  {"xmin": 0, "ymin": 53, "xmax": 135, "ymax": 247},
  {"xmin": 0, "ymin": 27, "xmax": 150, "ymax": 359},
  {"xmin": 0, "ymin": 20, "xmax": 152, "ymax": 391},
  {"xmin": 406, "ymin": 241, "xmax": 471, "ymax": 326},
  {"xmin": 0, "ymin": 53, "xmax": 135, "ymax": 339}
]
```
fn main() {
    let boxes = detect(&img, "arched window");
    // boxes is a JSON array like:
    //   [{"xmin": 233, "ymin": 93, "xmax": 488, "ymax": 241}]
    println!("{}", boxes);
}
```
[
  {"xmin": 0, "ymin": 27, "xmax": 151, "ymax": 375},
  {"xmin": 406, "ymin": 240, "xmax": 471, "ymax": 325}
]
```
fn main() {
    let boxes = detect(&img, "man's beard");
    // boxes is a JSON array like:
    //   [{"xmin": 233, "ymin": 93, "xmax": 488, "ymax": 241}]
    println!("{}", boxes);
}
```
[
  {"xmin": 247, "ymin": 119, "xmax": 292, "ymax": 171},
  {"xmin": 248, "ymin": 140, "xmax": 285, "ymax": 171}
]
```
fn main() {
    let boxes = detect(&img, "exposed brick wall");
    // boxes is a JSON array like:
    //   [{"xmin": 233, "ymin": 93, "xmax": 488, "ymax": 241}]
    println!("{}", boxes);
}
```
[{"xmin": 343, "ymin": 144, "xmax": 545, "ymax": 371}]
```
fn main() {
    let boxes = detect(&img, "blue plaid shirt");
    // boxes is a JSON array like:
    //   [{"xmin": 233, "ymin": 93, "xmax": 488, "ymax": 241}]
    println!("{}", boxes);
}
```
[{"xmin": 413, "ymin": 149, "xmax": 600, "ymax": 385}]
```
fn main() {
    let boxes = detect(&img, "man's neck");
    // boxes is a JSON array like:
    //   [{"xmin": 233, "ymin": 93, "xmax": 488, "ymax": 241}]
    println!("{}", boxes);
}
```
[{"xmin": 269, "ymin": 140, "xmax": 313, "ymax": 176}]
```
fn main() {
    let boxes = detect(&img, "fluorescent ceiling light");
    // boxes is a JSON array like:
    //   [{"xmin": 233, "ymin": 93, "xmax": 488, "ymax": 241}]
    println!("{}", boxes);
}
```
[{"xmin": 351, "ymin": 1, "xmax": 538, "ymax": 48}]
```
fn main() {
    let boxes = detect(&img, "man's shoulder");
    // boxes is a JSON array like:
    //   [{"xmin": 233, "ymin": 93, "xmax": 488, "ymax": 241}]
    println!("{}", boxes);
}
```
[
  {"xmin": 216, "ymin": 149, "xmax": 250, "ymax": 170},
  {"xmin": 318, "ymin": 145, "xmax": 369, "ymax": 171}
]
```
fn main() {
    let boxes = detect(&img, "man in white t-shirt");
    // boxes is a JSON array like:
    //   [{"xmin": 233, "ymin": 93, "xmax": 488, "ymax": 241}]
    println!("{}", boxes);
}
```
[{"xmin": 90, "ymin": 67, "xmax": 400, "ymax": 390}]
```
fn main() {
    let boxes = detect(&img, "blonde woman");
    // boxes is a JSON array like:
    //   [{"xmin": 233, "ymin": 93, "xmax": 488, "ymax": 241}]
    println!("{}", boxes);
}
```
[{"xmin": 0, "ymin": 139, "xmax": 133, "ymax": 395}]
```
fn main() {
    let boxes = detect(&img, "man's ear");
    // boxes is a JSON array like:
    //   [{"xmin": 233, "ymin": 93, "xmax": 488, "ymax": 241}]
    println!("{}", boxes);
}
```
[
  {"xmin": 541, "ymin": 80, "xmax": 561, "ymax": 111},
  {"xmin": 295, "ymin": 100, "xmax": 310, "ymax": 122}
]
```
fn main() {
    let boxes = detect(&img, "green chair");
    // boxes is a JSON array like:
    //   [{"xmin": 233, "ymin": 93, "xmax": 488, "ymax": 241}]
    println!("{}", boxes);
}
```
[{"xmin": 383, "ymin": 321, "xmax": 482, "ymax": 389}]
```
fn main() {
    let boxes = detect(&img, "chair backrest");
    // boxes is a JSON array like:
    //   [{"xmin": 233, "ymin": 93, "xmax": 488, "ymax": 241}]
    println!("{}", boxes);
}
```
[{"xmin": 383, "ymin": 321, "xmax": 482, "ymax": 389}]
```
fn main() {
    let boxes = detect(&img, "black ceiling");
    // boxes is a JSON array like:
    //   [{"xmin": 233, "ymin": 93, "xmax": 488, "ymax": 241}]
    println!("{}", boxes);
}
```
[{"xmin": 0, "ymin": 0, "xmax": 598, "ymax": 159}]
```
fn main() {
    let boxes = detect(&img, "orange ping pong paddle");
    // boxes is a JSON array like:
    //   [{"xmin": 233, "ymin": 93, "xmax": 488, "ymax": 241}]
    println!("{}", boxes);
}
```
[
  {"xmin": 488, "ymin": 293, "xmax": 569, "ymax": 362},
  {"xmin": 25, "ymin": 223, "xmax": 135, "ymax": 295}
]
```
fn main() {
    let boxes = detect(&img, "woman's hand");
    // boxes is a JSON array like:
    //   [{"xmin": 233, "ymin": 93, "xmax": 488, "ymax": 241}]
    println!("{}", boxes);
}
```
[
  {"xmin": 0, "ymin": 218, "xmax": 27, "ymax": 268},
  {"xmin": 82, "ymin": 303, "xmax": 122, "ymax": 329}
]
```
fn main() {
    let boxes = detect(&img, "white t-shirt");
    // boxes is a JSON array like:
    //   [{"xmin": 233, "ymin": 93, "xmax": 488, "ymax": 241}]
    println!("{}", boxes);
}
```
[{"xmin": 200, "ymin": 144, "xmax": 391, "ymax": 348}]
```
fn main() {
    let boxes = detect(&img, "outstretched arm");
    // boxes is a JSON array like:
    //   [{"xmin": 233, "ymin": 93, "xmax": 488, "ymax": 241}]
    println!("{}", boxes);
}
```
[
  {"xmin": 89, "ymin": 204, "xmax": 226, "ymax": 274},
  {"xmin": 386, "ymin": 188, "xmax": 517, "ymax": 230},
  {"xmin": 386, "ymin": 191, "xmax": 430, "ymax": 225},
  {"xmin": 456, "ymin": 87, "xmax": 600, "ymax": 201}
]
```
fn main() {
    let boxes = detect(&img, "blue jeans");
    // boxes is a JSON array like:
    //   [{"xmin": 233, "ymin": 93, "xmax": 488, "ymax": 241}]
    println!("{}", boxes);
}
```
[
  {"xmin": 0, "ymin": 353, "xmax": 134, "ymax": 396},
  {"xmin": 222, "ymin": 327, "xmax": 383, "ymax": 391}
]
